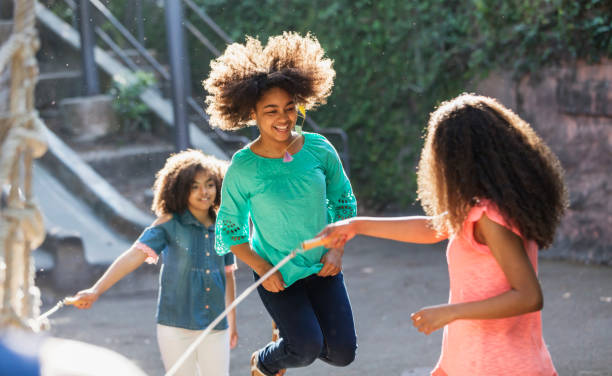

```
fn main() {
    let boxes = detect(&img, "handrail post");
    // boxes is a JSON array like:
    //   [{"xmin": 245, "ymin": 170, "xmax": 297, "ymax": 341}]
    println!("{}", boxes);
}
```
[
  {"xmin": 76, "ymin": 0, "xmax": 100, "ymax": 95},
  {"xmin": 135, "ymin": 0, "xmax": 145, "ymax": 46},
  {"xmin": 164, "ymin": 0, "xmax": 190, "ymax": 151}
]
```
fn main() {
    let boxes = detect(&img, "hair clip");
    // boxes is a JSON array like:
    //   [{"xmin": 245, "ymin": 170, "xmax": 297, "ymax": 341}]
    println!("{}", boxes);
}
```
[{"xmin": 296, "ymin": 105, "xmax": 306, "ymax": 135}]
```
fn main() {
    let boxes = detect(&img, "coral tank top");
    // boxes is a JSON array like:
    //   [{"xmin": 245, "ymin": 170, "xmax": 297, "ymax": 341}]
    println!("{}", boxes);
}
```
[{"xmin": 432, "ymin": 200, "xmax": 557, "ymax": 376}]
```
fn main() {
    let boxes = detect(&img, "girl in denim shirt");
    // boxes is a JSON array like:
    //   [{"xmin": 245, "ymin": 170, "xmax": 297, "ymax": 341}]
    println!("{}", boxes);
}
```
[{"xmin": 70, "ymin": 149, "xmax": 238, "ymax": 376}]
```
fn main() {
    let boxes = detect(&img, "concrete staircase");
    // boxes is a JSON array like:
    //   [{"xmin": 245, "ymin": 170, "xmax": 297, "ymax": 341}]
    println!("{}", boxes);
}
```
[
  {"xmin": 0, "ymin": 3, "xmax": 250, "ymax": 295},
  {"xmin": 0, "ymin": 6, "xmax": 158, "ymax": 294},
  {"xmin": 33, "ymin": 2, "xmax": 246, "ymax": 213}
]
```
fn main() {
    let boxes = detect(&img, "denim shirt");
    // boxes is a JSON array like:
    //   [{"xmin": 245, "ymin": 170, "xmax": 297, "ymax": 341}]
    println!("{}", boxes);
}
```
[{"xmin": 135, "ymin": 211, "xmax": 235, "ymax": 330}]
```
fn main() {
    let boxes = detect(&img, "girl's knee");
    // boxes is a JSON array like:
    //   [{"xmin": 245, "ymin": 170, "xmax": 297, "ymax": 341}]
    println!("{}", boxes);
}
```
[
  {"xmin": 326, "ymin": 340, "xmax": 357, "ymax": 367},
  {"xmin": 285, "ymin": 337, "xmax": 323, "ymax": 366}
]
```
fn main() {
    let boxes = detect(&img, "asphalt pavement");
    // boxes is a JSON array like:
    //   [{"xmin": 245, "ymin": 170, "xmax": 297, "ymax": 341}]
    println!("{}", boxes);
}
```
[{"xmin": 42, "ymin": 236, "xmax": 612, "ymax": 376}]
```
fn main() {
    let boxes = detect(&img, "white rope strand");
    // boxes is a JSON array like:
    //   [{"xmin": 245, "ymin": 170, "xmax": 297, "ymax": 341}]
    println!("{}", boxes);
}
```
[{"xmin": 37, "ymin": 299, "xmax": 66, "ymax": 322}]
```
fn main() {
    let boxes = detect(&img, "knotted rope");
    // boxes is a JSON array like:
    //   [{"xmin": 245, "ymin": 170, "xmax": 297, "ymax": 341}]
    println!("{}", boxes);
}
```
[{"xmin": 0, "ymin": 0, "xmax": 49, "ymax": 331}]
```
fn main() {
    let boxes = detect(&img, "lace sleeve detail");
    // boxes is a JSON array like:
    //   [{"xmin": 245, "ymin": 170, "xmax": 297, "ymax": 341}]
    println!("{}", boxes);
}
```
[
  {"xmin": 215, "ymin": 216, "xmax": 249, "ymax": 255},
  {"xmin": 134, "ymin": 242, "xmax": 159, "ymax": 264},
  {"xmin": 328, "ymin": 189, "xmax": 357, "ymax": 222}
]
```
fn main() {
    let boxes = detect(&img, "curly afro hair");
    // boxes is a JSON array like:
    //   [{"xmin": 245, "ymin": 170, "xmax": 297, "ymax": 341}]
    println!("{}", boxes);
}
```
[
  {"xmin": 203, "ymin": 31, "xmax": 335, "ymax": 130},
  {"xmin": 417, "ymin": 93, "xmax": 568, "ymax": 249},
  {"xmin": 151, "ymin": 149, "xmax": 227, "ymax": 219}
]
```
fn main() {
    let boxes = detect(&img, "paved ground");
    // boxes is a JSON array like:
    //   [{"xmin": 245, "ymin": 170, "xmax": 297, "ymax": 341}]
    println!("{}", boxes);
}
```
[{"xmin": 42, "ymin": 236, "xmax": 612, "ymax": 376}]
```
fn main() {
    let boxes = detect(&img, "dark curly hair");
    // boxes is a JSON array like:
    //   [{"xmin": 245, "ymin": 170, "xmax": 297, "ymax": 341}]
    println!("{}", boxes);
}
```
[
  {"xmin": 151, "ymin": 149, "xmax": 227, "ymax": 219},
  {"xmin": 203, "ymin": 31, "xmax": 335, "ymax": 130},
  {"xmin": 417, "ymin": 93, "xmax": 568, "ymax": 249}
]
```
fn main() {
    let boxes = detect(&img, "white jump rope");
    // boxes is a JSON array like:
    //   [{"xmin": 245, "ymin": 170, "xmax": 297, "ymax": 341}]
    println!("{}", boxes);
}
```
[{"xmin": 38, "ymin": 236, "xmax": 328, "ymax": 376}]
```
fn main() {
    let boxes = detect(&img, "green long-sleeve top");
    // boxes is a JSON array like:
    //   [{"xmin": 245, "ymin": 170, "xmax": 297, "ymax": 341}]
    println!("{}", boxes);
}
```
[{"xmin": 215, "ymin": 132, "xmax": 357, "ymax": 287}]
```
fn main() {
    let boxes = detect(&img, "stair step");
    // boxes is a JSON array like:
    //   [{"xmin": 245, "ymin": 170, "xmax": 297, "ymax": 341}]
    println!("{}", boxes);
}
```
[
  {"xmin": 79, "ymin": 143, "xmax": 174, "ymax": 163},
  {"xmin": 79, "ymin": 143, "xmax": 174, "ymax": 183},
  {"xmin": 75, "ymin": 142, "xmax": 174, "ymax": 213},
  {"xmin": 39, "ymin": 70, "xmax": 82, "ymax": 80},
  {"xmin": 35, "ymin": 70, "xmax": 83, "ymax": 109}
]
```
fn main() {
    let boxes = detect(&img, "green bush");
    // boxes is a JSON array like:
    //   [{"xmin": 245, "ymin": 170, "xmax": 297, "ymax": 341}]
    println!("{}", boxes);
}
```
[
  {"xmin": 109, "ymin": 71, "xmax": 157, "ymax": 133},
  {"xmin": 190, "ymin": 0, "xmax": 610, "ymax": 210},
  {"xmin": 60, "ymin": 0, "xmax": 610, "ymax": 210}
]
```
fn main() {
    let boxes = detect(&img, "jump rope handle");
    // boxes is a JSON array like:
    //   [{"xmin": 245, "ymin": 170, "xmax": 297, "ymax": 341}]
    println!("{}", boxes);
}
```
[
  {"xmin": 301, "ymin": 236, "xmax": 328, "ymax": 251},
  {"xmin": 64, "ymin": 297, "xmax": 77, "ymax": 305}
]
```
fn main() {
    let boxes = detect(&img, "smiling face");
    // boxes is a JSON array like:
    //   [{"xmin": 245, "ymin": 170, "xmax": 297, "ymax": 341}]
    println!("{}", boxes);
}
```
[
  {"xmin": 251, "ymin": 87, "xmax": 298, "ymax": 145},
  {"xmin": 187, "ymin": 170, "xmax": 217, "ymax": 218}
]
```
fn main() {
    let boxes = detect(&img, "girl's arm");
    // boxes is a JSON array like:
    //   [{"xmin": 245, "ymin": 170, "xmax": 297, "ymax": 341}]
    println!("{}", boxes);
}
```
[
  {"xmin": 230, "ymin": 243, "xmax": 285, "ymax": 293},
  {"xmin": 69, "ymin": 246, "xmax": 147, "ymax": 309},
  {"xmin": 69, "ymin": 214, "xmax": 170, "ymax": 309},
  {"xmin": 225, "ymin": 268, "xmax": 238, "ymax": 349},
  {"xmin": 320, "ymin": 216, "xmax": 447, "ymax": 247},
  {"xmin": 411, "ymin": 213, "xmax": 543, "ymax": 335}
]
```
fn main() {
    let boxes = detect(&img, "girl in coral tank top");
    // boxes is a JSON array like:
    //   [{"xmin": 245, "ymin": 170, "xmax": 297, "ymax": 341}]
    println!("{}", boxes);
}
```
[{"xmin": 319, "ymin": 93, "xmax": 568, "ymax": 375}]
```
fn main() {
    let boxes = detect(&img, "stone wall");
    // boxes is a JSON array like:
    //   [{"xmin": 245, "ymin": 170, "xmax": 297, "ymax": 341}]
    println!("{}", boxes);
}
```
[{"xmin": 477, "ymin": 59, "xmax": 611, "ymax": 264}]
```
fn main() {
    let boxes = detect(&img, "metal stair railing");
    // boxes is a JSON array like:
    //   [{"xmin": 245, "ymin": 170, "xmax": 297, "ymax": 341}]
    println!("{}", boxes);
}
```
[
  {"xmin": 61, "ymin": 0, "xmax": 250, "ymax": 147},
  {"xmin": 59, "ymin": 0, "xmax": 350, "ymax": 173}
]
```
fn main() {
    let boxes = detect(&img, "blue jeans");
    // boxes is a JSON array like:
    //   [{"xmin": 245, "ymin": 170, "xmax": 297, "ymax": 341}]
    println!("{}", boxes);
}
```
[{"xmin": 255, "ymin": 272, "xmax": 357, "ymax": 375}]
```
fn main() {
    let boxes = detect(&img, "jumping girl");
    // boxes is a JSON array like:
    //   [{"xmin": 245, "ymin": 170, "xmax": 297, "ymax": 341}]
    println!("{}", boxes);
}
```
[
  {"xmin": 320, "ymin": 94, "xmax": 567, "ymax": 375},
  {"xmin": 204, "ymin": 32, "xmax": 357, "ymax": 376},
  {"xmin": 69, "ymin": 150, "xmax": 238, "ymax": 376}
]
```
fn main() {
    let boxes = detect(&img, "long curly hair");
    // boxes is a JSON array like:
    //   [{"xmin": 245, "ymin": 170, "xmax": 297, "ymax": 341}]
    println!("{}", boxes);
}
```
[
  {"xmin": 151, "ymin": 149, "xmax": 227, "ymax": 219},
  {"xmin": 417, "ymin": 93, "xmax": 568, "ymax": 249},
  {"xmin": 203, "ymin": 31, "xmax": 335, "ymax": 130}
]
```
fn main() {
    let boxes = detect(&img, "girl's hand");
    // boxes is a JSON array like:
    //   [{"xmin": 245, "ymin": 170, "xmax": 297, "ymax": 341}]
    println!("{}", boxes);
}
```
[
  {"xmin": 411, "ymin": 304, "xmax": 456, "ymax": 335},
  {"xmin": 66, "ymin": 288, "xmax": 100, "ymax": 309},
  {"xmin": 257, "ymin": 264, "xmax": 286, "ymax": 293},
  {"xmin": 262, "ymin": 270, "xmax": 285, "ymax": 292},
  {"xmin": 318, "ymin": 218, "xmax": 357, "ymax": 249},
  {"xmin": 229, "ymin": 327, "xmax": 239, "ymax": 349},
  {"xmin": 318, "ymin": 248, "xmax": 343, "ymax": 277}
]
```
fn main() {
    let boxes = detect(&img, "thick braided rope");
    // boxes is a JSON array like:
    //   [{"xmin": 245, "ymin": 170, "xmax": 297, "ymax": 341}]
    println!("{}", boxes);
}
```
[{"xmin": 0, "ymin": 0, "xmax": 48, "ymax": 331}]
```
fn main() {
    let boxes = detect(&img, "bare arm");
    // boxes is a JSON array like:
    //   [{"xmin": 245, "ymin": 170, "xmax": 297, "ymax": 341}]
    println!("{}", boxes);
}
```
[
  {"xmin": 69, "ymin": 246, "xmax": 147, "ymax": 309},
  {"xmin": 69, "ymin": 214, "xmax": 171, "ymax": 309},
  {"xmin": 225, "ymin": 268, "xmax": 238, "ymax": 349},
  {"xmin": 230, "ymin": 242, "xmax": 285, "ymax": 292},
  {"xmin": 319, "ymin": 216, "xmax": 447, "ymax": 248},
  {"xmin": 411, "ymin": 213, "xmax": 543, "ymax": 335}
]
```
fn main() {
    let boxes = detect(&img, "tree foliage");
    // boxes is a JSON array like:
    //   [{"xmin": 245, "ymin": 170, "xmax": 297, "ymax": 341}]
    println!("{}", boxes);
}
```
[
  {"xmin": 191, "ymin": 0, "xmax": 610, "ymax": 209},
  {"xmin": 47, "ymin": 0, "xmax": 612, "ymax": 209}
]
